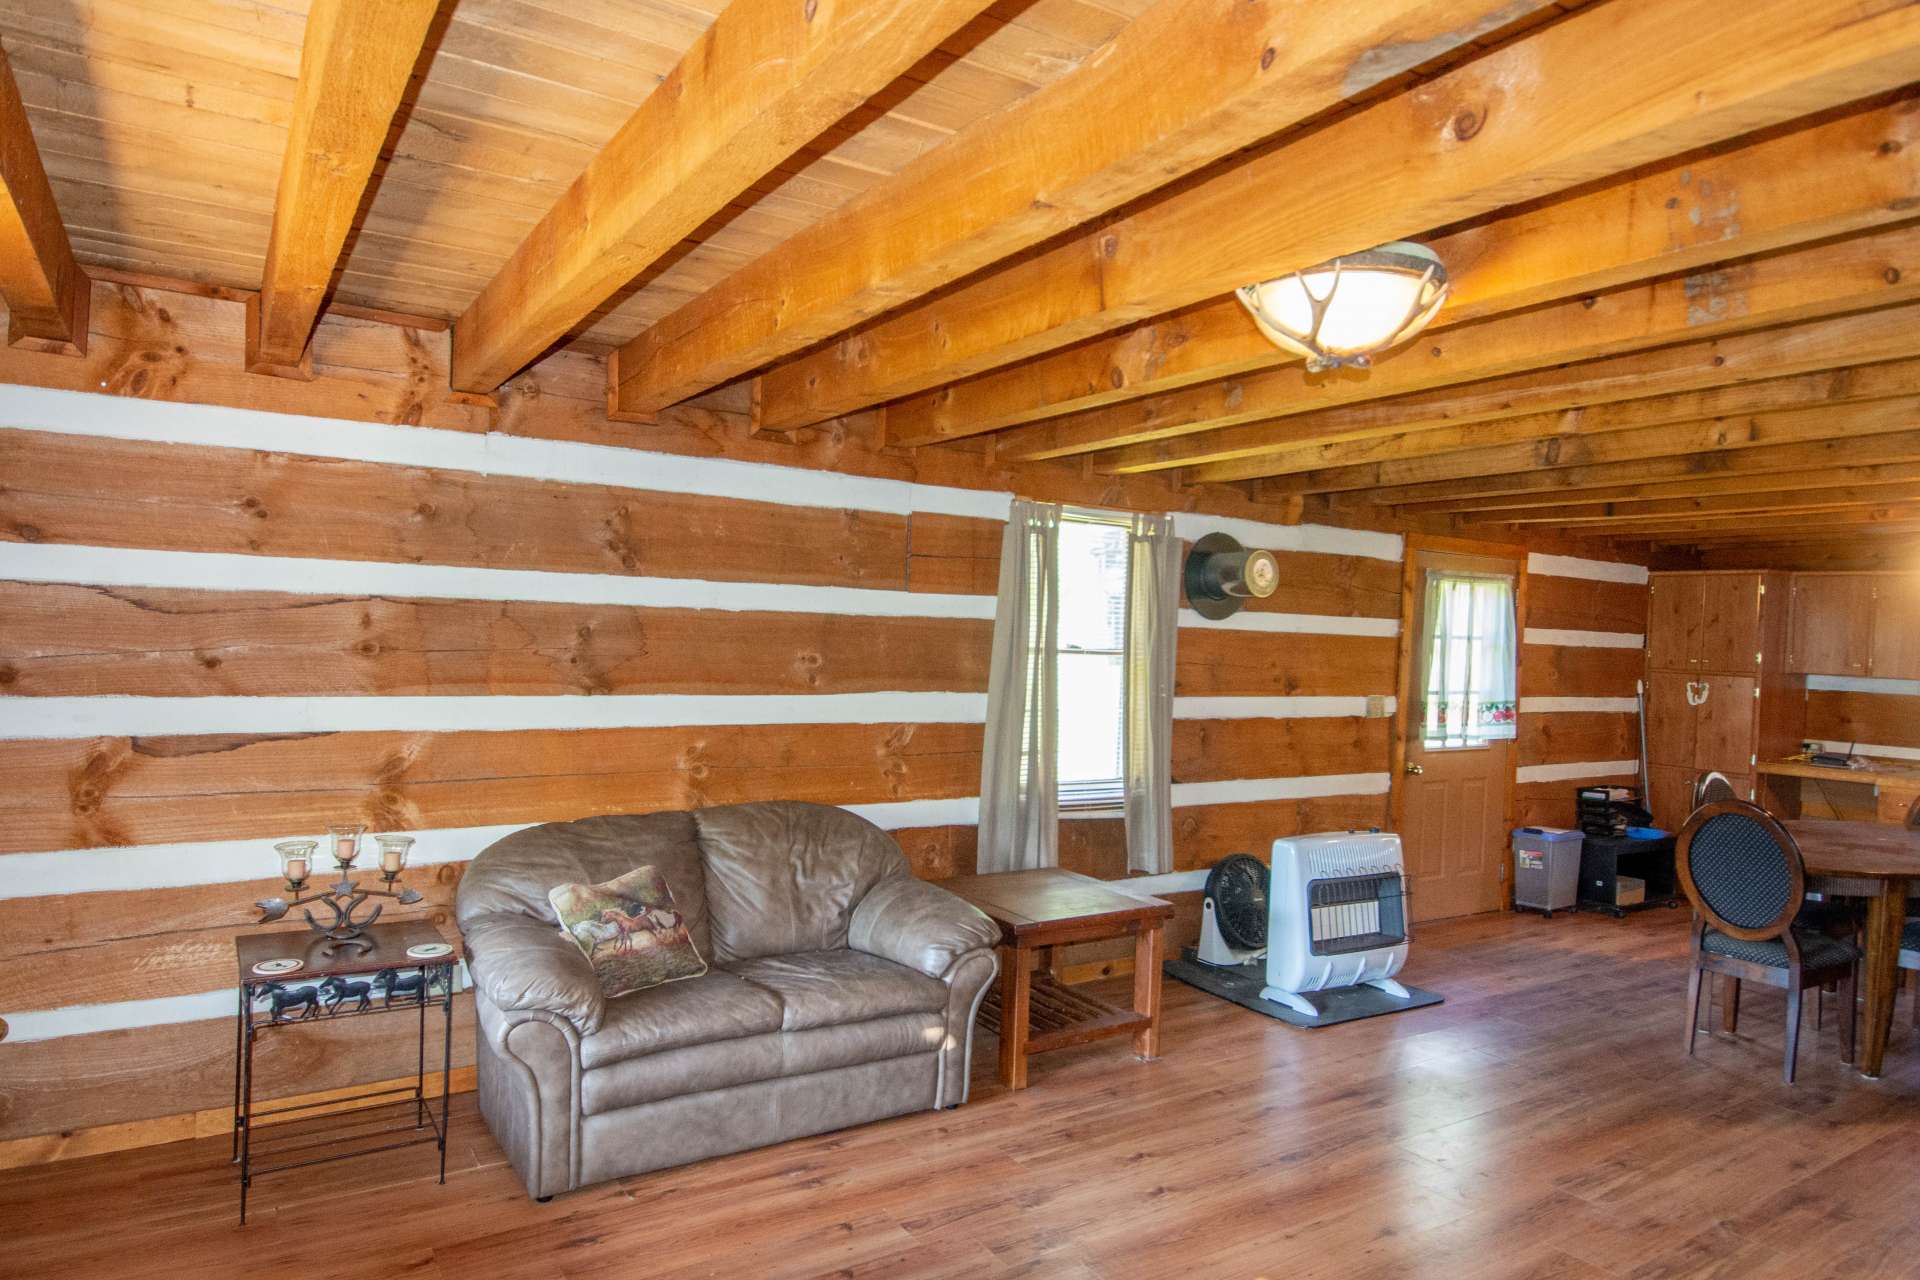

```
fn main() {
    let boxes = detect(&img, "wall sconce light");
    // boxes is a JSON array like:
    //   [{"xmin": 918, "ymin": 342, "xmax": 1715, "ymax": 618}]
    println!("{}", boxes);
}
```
[{"xmin": 1236, "ymin": 241, "xmax": 1449, "ymax": 373}]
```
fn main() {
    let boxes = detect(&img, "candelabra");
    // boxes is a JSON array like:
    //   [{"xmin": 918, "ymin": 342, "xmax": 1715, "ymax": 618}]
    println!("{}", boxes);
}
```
[{"xmin": 255, "ymin": 825, "xmax": 423, "ymax": 956}]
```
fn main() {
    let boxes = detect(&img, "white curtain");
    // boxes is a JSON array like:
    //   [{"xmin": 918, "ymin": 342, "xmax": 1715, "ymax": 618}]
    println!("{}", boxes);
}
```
[
  {"xmin": 1123, "ymin": 513, "xmax": 1179, "ymax": 874},
  {"xmin": 978, "ymin": 500, "xmax": 1063, "ymax": 873},
  {"xmin": 1420, "ymin": 572, "xmax": 1517, "ymax": 747}
]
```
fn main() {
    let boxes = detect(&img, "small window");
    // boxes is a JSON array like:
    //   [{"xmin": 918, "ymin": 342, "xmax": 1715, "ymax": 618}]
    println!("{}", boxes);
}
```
[
  {"xmin": 1056, "ymin": 513, "xmax": 1131, "ymax": 806},
  {"xmin": 1420, "ymin": 571, "xmax": 1517, "ymax": 749}
]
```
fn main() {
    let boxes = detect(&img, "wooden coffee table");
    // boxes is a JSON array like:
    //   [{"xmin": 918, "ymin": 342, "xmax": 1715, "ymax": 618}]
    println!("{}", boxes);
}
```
[{"xmin": 938, "ymin": 868, "xmax": 1173, "ymax": 1090}]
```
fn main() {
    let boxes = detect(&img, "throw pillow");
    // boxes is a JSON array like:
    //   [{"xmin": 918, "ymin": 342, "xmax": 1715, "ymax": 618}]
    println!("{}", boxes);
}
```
[{"xmin": 548, "ymin": 865, "xmax": 706, "ymax": 998}]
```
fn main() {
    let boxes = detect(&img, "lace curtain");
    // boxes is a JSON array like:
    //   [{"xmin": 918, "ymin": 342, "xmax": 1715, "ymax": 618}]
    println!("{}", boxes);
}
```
[{"xmin": 1420, "ymin": 572, "xmax": 1517, "ymax": 747}]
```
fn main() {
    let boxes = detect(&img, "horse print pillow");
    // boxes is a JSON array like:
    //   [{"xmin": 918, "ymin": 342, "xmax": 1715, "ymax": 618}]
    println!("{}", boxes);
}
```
[{"xmin": 548, "ymin": 865, "xmax": 706, "ymax": 998}]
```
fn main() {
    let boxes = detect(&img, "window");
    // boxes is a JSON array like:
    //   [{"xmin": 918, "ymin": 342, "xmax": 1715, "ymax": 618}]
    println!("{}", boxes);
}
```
[
  {"xmin": 1055, "ymin": 513, "xmax": 1131, "ymax": 806},
  {"xmin": 1420, "ymin": 572, "xmax": 1517, "ymax": 749}
]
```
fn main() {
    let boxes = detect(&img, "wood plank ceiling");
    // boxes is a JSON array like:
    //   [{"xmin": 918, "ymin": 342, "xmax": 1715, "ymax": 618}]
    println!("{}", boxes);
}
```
[{"xmin": 0, "ymin": 0, "xmax": 1918, "ymax": 563}]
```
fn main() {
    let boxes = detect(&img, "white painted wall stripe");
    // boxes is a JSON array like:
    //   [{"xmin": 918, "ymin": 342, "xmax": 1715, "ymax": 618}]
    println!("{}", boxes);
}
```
[
  {"xmin": 1519, "ymin": 697, "xmax": 1640, "ymax": 714},
  {"xmin": 1170, "ymin": 772, "xmax": 1392, "ymax": 806},
  {"xmin": 1172, "ymin": 696, "xmax": 1396, "ymax": 720},
  {"xmin": 1526, "ymin": 552, "xmax": 1649, "ymax": 584},
  {"xmin": 1524, "ymin": 628, "xmax": 1644, "ymax": 649},
  {"xmin": 1171, "ymin": 511, "xmax": 1403, "ymax": 563},
  {"xmin": 1182, "ymin": 608, "xmax": 1399, "ymax": 637},
  {"xmin": 0, "ymin": 693, "xmax": 992, "ymax": 738},
  {"xmin": 1515, "ymin": 760, "xmax": 1641, "ymax": 785},
  {"xmin": 0, "ymin": 543, "xmax": 1002, "ymax": 618},
  {"xmin": 1807, "ymin": 674, "xmax": 1920, "ymax": 697},
  {"xmin": 0, "ymin": 384, "xmax": 1011, "ymax": 521},
  {"xmin": 7, "ymin": 989, "xmax": 249, "ymax": 1043}
]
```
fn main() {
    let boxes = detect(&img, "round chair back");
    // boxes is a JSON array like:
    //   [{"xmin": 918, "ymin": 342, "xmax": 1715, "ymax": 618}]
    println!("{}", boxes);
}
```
[
  {"xmin": 1692, "ymin": 771, "xmax": 1737, "ymax": 810},
  {"xmin": 1675, "ymin": 800, "xmax": 1806, "ymax": 941}
]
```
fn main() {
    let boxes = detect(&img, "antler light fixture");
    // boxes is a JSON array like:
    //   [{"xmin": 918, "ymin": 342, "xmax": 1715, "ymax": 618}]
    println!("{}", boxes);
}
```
[{"xmin": 1236, "ymin": 241, "xmax": 1449, "ymax": 373}]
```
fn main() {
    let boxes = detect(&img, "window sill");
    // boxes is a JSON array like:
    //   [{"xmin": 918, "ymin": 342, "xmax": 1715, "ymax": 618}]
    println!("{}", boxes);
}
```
[{"xmin": 1060, "ymin": 802, "xmax": 1124, "ymax": 818}]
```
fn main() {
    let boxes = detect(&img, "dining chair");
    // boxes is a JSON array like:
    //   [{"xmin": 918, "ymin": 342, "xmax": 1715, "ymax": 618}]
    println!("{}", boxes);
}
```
[
  {"xmin": 1678, "ymin": 800, "xmax": 1859, "ymax": 1083},
  {"xmin": 1903, "ymin": 919, "xmax": 1919, "ymax": 1029},
  {"xmin": 1693, "ymin": 771, "xmax": 1738, "ymax": 810}
]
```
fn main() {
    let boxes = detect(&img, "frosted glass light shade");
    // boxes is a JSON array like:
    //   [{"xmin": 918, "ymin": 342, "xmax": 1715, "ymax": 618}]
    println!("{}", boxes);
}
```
[{"xmin": 1236, "ymin": 242, "xmax": 1449, "ymax": 373}]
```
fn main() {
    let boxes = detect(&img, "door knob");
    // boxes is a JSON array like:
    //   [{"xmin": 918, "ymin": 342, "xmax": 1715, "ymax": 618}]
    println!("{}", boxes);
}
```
[{"xmin": 1405, "ymin": 762, "xmax": 1425, "ymax": 775}]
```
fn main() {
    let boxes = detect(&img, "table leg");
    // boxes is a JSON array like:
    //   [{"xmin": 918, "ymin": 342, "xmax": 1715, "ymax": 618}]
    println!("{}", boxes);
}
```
[
  {"xmin": 1857, "ymin": 878, "xmax": 1906, "ymax": 1079},
  {"xmin": 1132, "ymin": 922, "xmax": 1164, "ymax": 1060},
  {"xmin": 997, "ymin": 944, "xmax": 1032, "ymax": 1091}
]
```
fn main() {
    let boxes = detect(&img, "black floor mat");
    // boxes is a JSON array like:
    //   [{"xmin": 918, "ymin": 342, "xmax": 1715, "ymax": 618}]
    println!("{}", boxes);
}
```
[{"xmin": 1165, "ymin": 949, "xmax": 1443, "ymax": 1028}]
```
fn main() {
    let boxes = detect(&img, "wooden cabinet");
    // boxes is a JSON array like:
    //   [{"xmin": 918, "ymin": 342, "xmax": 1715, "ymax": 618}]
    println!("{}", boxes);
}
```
[
  {"xmin": 1868, "ymin": 575, "xmax": 1920, "ymax": 680},
  {"xmin": 1643, "ymin": 572, "xmax": 1800, "ymax": 828},
  {"xmin": 1787, "ymin": 574, "xmax": 1874, "ymax": 675},
  {"xmin": 1646, "ymin": 572, "xmax": 1764, "ymax": 674}
]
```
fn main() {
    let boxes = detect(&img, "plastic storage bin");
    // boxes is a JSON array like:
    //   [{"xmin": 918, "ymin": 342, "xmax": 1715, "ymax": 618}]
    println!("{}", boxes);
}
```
[{"xmin": 1512, "ymin": 827, "xmax": 1584, "ymax": 916}]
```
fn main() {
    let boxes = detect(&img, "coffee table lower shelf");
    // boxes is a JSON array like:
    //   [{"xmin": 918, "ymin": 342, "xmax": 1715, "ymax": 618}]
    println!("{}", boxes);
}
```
[{"xmin": 978, "ymin": 969, "xmax": 1152, "ymax": 1056}]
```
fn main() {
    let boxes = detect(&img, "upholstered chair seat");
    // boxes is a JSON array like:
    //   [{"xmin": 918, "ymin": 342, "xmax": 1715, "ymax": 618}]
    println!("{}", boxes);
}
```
[{"xmin": 1700, "ymin": 927, "xmax": 1856, "ymax": 971}]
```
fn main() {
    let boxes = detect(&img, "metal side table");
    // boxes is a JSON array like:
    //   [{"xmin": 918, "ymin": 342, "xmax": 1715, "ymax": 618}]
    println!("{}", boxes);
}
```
[{"xmin": 231, "ymin": 920, "xmax": 458, "ymax": 1223}]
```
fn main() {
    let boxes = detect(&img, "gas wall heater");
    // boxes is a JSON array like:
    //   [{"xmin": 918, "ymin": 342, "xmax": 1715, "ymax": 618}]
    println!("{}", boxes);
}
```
[{"xmin": 1261, "ymin": 831, "xmax": 1412, "ymax": 1017}]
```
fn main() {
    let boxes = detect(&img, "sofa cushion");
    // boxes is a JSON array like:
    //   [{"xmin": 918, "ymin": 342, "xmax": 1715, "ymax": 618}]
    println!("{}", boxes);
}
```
[
  {"xmin": 579, "ymin": 1011, "xmax": 945, "ymax": 1115},
  {"xmin": 727, "ymin": 950, "xmax": 949, "ymax": 1031},
  {"xmin": 694, "ymin": 802, "xmax": 909, "ymax": 964},
  {"xmin": 459, "ymin": 812, "xmax": 713, "ymax": 959},
  {"xmin": 580, "ymin": 970, "xmax": 782, "ymax": 1070},
  {"xmin": 549, "ymin": 865, "xmax": 707, "ymax": 999}
]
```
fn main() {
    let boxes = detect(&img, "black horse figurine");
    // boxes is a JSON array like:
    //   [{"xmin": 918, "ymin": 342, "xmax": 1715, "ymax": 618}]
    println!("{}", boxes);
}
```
[
  {"xmin": 260, "ymin": 982, "xmax": 323, "ymax": 1023},
  {"xmin": 319, "ymin": 975, "xmax": 373, "ymax": 1015},
  {"xmin": 374, "ymin": 967, "xmax": 429, "ymax": 1008}
]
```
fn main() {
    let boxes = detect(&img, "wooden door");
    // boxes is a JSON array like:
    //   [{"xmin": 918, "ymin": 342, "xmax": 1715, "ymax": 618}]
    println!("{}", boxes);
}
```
[
  {"xmin": 1787, "ymin": 573, "xmax": 1872, "ymax": 675},
  {"xmin": 1869, "ymin": 575, "xmax": 1920, "ymax": 679},
  {"xmin": 1697, "ymin": 573, "xmax": 1763, "ymax": 674},
  {"xmin": 1397, "ymin": 548, "xmax": 1518, "ymax": 923},
  {"xmin": 1648, "ymin": 763, "xmax": 1700, "ymax": 831},
  {"xmin": 1695, "ymin": 674, "xmax": 1758, "ymax": 775},
  {"xmin": 1644, "ymin": 671, "xmax": 1698, "ymax": 770},
  {"xmin": 1646, "ymin": 574, "xmax": 1701, "ymax": 673}
]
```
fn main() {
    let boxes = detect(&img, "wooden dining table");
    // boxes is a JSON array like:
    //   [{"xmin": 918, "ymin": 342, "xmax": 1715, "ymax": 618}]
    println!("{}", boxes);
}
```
[{"xmin": 1785, "ymin": 819, "xmax": 1920, "ymax": 1079}]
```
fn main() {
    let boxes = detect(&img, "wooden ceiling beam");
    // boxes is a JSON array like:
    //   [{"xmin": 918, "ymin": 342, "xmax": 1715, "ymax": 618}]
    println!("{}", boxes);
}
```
[
  {"xmin": 1090, "ymin": 219, "xmax": 1920, "ymax": 477},
  {"xmin": 0, "ymin": 42, "xmax": 87, "ymax": 355},
  {"xmin": 603, "ymin": 0, "xmax": 1561, "ymax": 422},
  {"xmin": 1349, "ymin": 426, "xmax": 1920, "ymax": 507},
  {"xmin": 1174, "ymin": 352, "xmax": 1920, "ymax": 486},
  {"xmin": 750, "ymin": 0, "xmax": 1920, "ymax": 435},
  {"xmin": 1396, "ymin": 461, "xmax": 1920, "ymax": 514},
  {"xmin": 448, "ymin": 0, "xmax": 999, "ymax": 396},
  {"xmin": 1482, "ymin": 482, "xmax": 1920, "ymax": 525},
  {"xmin": 887, "ymin": 94, "xmax": 1920, "ymax": 449},
  {"xmin": 245, "ymin": 0, "xmax": 440, "ymax": 380},
  {"xmin": 1568, "ymin": 508, "xmax": 1920, "ymax": 541},
  {"xmin": 1261, "ymin": 396, "xmax": 1920, "ymax": 496}
]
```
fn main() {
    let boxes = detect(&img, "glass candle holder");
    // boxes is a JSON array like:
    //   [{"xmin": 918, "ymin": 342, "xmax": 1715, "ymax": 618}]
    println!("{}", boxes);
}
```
[
  {"xmin": 328, "ymin": 822, "xmax": 366, "ymax": 870},
  {"xmin": 274, "ymin": 838, "xmax": 319, "ymax": 890},
  {"xmin": 375, "ymin": 834, "xmax": 415, "ymax": 878}
]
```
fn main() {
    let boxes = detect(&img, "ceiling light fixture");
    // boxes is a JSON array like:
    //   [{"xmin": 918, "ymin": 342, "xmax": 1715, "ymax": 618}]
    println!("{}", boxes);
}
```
[{"xmin": 1235, "ymin": 241, "xmax": 1449, "ymax": 373}]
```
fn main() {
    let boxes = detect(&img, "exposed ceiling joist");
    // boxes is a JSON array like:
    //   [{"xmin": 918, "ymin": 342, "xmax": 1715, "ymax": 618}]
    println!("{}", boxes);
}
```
[
  {"xmin": 886, "ymin": 95, "xmax": 1920, "ymax": 449},
  {"xmin": 1059, "ymin": 219, "xmax": 1920, "ymax": 476},
  {"xmin": 1485, "ymin": 483, "xmax": 1920, "ymax": 525},
  {"xmin": 1158, "ymin": 356, "xmax": 1920, "ymax": 487},
  {"xmin": 604, "ymin": 0, "xmax": 1561, "ymax": 422},
  {"xmin": 0, "ymin": 42, "xmax": 87, "ymax": 355},
  {"xmin": 749, "ymin": 0, "xmax": 1920, "ymax": 435},
  {"xmin": 1572, "ymin": 508, "xmax": 1920, "ymax": 541},
  {"xmin": 1349, "ymin": 426, "xmax": 1920, "ymax": 507},
  {"xmin": 449, "ymin": 0, "xmax": 1001, "ymax": 396},
  {"xmin": 247, "ymin": 0, "xmax": 440, "ymax": 379},
  {"xmin": 1396, "ymin": 459, "xmax": 1920, "ymax": 514}
]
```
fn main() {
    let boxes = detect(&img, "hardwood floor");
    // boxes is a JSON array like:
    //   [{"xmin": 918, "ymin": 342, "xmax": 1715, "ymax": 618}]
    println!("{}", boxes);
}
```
[{"xmin": 5, "ymin": 909, "xmax": 1917, "ymax": 1280}]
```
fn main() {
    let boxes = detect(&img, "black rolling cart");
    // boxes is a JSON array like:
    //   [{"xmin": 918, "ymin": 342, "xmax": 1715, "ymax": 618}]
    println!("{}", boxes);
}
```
[
  {"xmin": 231, "ymin": 921, "xmax": 458, "ymax": 1223},
  {"xmin": 1577, "ymin": 830, "xmax": 1682, "ymax": 917}
]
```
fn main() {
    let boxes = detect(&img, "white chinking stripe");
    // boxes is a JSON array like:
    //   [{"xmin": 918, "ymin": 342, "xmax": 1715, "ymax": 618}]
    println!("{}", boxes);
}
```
[
  {"xmin": 0, "ymin": 543, "xmax": 999, "ymax": 618},
  {"xmin": 1523, "ymin": 628, "xmax": 1644, "ymax": 649},
  {"xmin": 1518, "ymin": 697, "xmax": 1639, "ymax": 714},
  {"xmin": 1525, "ymin": 552, "xmax": 1650, "ymax": 584},
  {"xmin": 1170, "ymin": 511, "xmax": 1403, "ymax": 563},
  {"xmin": 1515, "ymin": 760, "xmax": 1641, "ymax": 784},
  {"xmin": 3, "ymin": 693, "xmax": 1390, "ymax": 738},
  {"xmin": 0, "ymin": 383, "xmax": 1010, "ymax": 521},
  {"xmin": 1181, "ymin": 609, "xmax": 1398, "ymax": 637}
]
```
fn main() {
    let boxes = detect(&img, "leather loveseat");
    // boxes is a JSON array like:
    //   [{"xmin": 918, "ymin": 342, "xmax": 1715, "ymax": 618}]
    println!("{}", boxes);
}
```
[{"xmin": 454, "ymin": 802, "xmax": 1001, "ymax": 1199}]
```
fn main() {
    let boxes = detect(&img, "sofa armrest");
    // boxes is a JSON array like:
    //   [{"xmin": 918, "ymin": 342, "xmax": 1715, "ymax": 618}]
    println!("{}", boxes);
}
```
[
  {"xmin": 848, "ymin": 876, "xmax": 1000, "ymax": 982},
  {"xmin": 461, "ymin": 911, "xmax": 606, "ymax": 1035}
]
